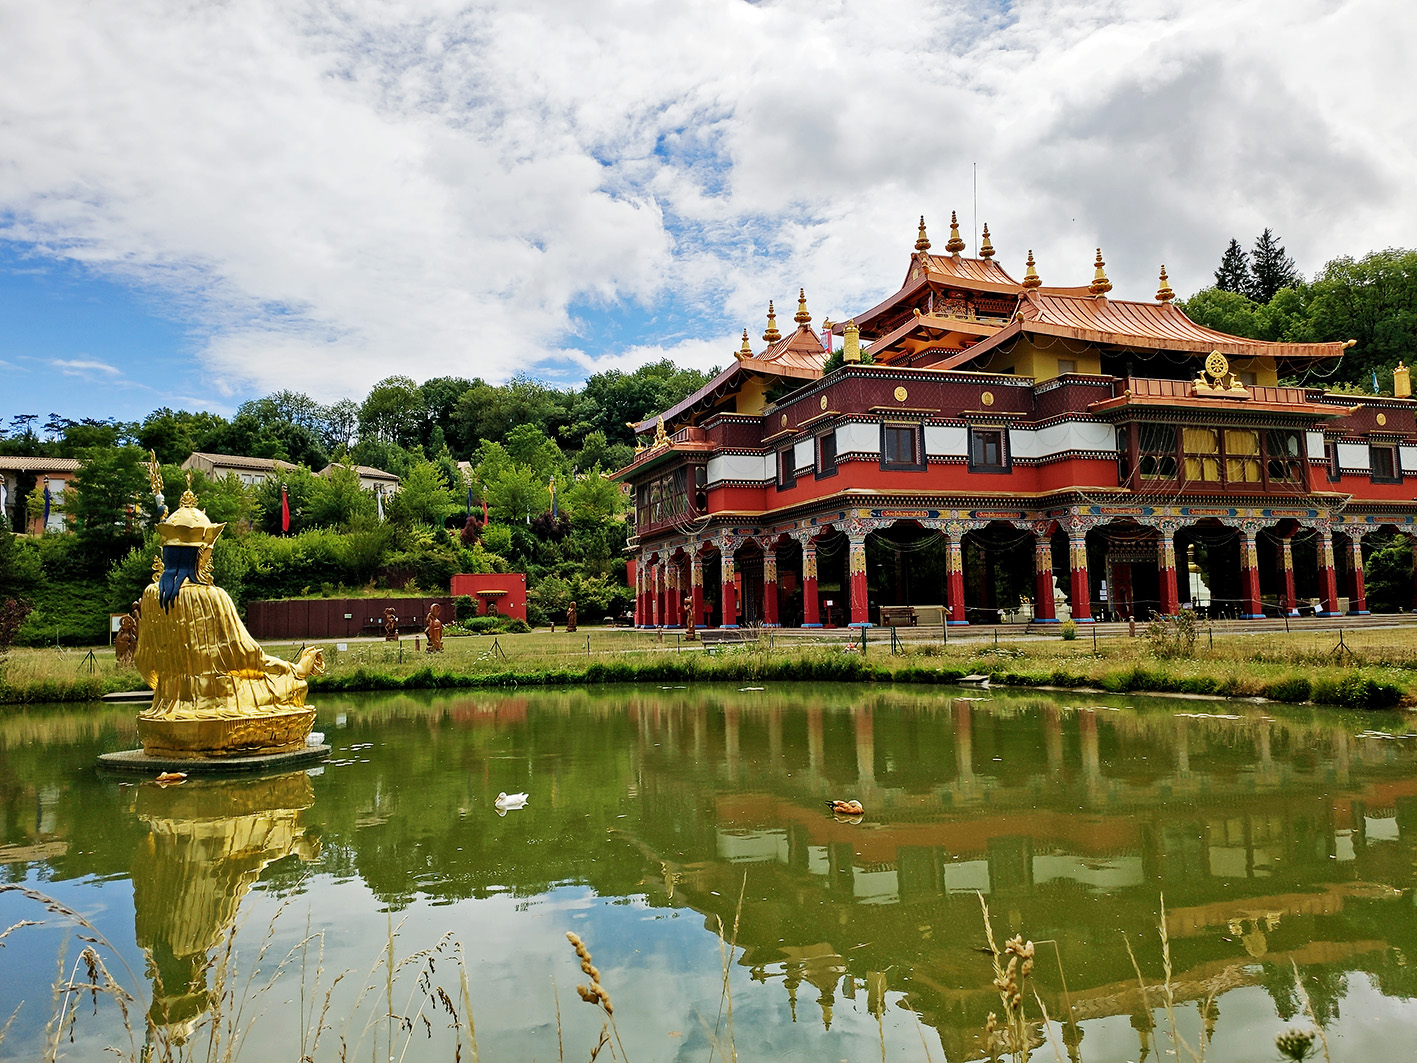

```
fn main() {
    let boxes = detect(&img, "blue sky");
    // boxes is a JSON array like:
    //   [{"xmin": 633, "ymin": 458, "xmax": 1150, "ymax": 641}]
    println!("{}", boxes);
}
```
[{"xmin": 1, "ymin": 0, "xmax": 1410, "ymax": 428}]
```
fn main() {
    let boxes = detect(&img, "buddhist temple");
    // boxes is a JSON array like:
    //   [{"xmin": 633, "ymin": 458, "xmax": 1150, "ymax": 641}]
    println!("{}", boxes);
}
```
[{"xmin": 615, "ymin": 217, "xmax": 1417, "ymax": 628}]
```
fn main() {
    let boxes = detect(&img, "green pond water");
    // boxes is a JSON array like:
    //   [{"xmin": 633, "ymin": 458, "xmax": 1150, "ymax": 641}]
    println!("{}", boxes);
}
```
[{"xmin": 2, "ymin": 684, "xmax": 1417, "ymax": 1062}]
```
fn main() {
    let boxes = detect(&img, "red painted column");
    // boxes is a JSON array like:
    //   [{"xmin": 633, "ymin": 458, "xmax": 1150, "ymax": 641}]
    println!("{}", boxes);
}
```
[
  {"xmin": 1158, "ymin": 529, "xmax": 1180, "ymax": 616},
  {"xmin": 666, "ymin": 561, "xmax": 681, "ymax": 627},
  {"xmin": 848, "ymin": 533, "xmax": 870, "ymax": 627},
  {"xmin": 720, "ymin": 547, "xmax": 738, "ymax": 628},
  {"xmin": 802, "ymin": 544, "xmax": 821, "ymax": 626},
  {"xmin": 763, "ymin": 548, "xmax": 780, "ymax": 626},
  {"xmin": 946, "ymin": 531, "xmax": 968, "ymax": 624},
  {"xmin": 1239, "ymin": 528, "xmax": 1263, "ymax": 619},
  {"xmin": 1281, "ymin": 537, "xmax": 1299, "ymax": 616},
  {"xmin": 1348, "ymin": 534, "xmax": 1369, "ymax": 614},
  {"xmin": 636, "ymin": 557, "xmax": 647, "ymax": 627},
  {"xmin": 1318, "ymin": 529, "xmax": 1340, "ymax": 617},
  {"xmin": 1068, "ymin": 533, "xmax": 1094, "ymax": 623},
  {"xmin": 691, "ymin": 553, "xmax": 705, "ymax": 627},
  {"xmin": 1034, "ymin": 532, "xmax": 1057, "ymax": 622},
  {"xmin": 652, "ymin": 562, "xmax": 662, "ymax": 627}
]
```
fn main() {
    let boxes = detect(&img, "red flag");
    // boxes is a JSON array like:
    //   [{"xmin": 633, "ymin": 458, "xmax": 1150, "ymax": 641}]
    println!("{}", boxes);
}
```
[
  {"xmin": 482, "ymin": 497, "xmax": 488, "ymax": 524},
  {"xmin": 281, "ymin": 485, "xmax": 291, "ymax": 533}
]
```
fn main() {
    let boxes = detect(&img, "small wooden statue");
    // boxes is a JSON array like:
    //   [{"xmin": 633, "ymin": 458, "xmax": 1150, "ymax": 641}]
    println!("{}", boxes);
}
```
[
  {"xmin": 566, "ymin": 600, "xmax": 577, "ymax": 633},
  {"xmin": 115, "ymin": 600, "xmax": 141, "ymax": 665},
  {"xmin": 683, "ymin": 594, "xmax": 696, "ymax": 640},
  {"xmin": 383, "ymin": 607, "xmax": 398, "ymax": 641},
  {"xmin": 425, "ymin": 603, "xmax": 444, "ymax": 653}
]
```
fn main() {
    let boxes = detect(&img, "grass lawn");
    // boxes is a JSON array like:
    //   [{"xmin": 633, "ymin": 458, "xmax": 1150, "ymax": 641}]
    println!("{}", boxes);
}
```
[{"xmin": 5, "ymin": 620, "xmax": 1417, "ymax": 708}]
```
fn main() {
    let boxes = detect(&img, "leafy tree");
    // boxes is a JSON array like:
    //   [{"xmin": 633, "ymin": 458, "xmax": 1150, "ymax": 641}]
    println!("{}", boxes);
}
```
[
  {"xmin": 419, "ymin": 376, "xmax": 475, "ymax": 450},
  {"xmin": 451, "ymin": 375, "xmax": 574, "ymax": 452},
  {"xmin": 1214, "ymin": 238, "xmax": 1252, "ymax": 296},
  {"xmin": 69, "ymin": 445, "xmax": 148, "ymax": 569},
  {"xmin": 385, "ymin": 457, "xmax": 454, "ymax": 528},
  {"xmin": 1307, "ymin": 248, "xmax": 1417, "ymax": 388},
  {"xmin": 0, "ymin": 523, "xmax": 41, "ymax": 599},
  {"xmin": 359, "ymin": 375, "xmax": 428, "ymax": 448},
  {"xmin": 322, "ymin": 399, "xmax": 360, "ymax": 454},
  {"xmin": 252, "ymin": 467, "xmax": 319, "ymax": 535},
  {"xmin": 1249, "ymin": 228, "xmax": 1302, "ymax": 303},
  {"xmin": 564, "ymin": 467, "xmax": 627, "ymax": 526},
  {"xmin": 307, "ymin": 464, "xmax": 376, "ymax": 528},
  {"xmin": 138, "ymin": 407, "xmax": 230, "ymax": 465},
  {"xmin": 485, "ymin": 464, "xmax": 547, "ymax": 525},
  {"xmin": 571, "ymin": 360, "xmax": 715, "ymax": 446}
]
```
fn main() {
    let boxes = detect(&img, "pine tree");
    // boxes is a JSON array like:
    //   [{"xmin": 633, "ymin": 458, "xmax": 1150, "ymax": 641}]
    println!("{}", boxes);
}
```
[
  {"xmin": 1249, "ymin": 228, "xmax": 1302, "ymax": 303},
  {"xmin": 1214, "ymin": 238, "xmax": 1252, "ymax": 296}
]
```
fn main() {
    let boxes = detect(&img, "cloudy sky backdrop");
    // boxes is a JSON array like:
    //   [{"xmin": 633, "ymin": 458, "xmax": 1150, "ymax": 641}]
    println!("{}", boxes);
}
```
[{"xmin": 1, "ymin": 0, "xmax": 1412, "ymax": 422}]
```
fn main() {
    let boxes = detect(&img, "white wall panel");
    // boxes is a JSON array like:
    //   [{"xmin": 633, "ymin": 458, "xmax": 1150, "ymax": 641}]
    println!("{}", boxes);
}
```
[
  {"xmin": 1337, "ymin": 442, "xmax": 1370, "ymax": 471},
  {"xmin": 924, "ymin": 425, "xmax": 968, "ymax": 457},
  {"xmin": 836, "ymin": 422, "xmax": 879, "ymax": 454},
  {"xmin": 707, "ymin": 452, "xmax": 771, "ymax": 484}
]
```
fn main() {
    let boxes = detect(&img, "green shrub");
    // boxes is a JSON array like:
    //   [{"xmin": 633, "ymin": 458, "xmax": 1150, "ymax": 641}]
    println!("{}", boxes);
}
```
[
  {"xmin": 1060, "ymin": 620, "xmax": 1077, "ymax": 642},
  {"xmin": 1262, "ymin": 675, "xmax": 1312, "ymax": 703},
  {"xmin": 506, "ymin": 618, "xmax": 531, "ymax": 633},
  {"xmin": 453, "ymin": 595, "xmax": 477, "ymax": 621}
]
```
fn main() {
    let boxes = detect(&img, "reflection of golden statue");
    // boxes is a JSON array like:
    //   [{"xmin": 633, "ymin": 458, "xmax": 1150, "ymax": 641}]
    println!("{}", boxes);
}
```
[
  {"xmin": 132, "ymin": 487, "xmax": 323, "ymax": 758},
  {"xmin": 133, "ymin": 772, "xmax": 319, "ymax": 1041},
  {"xmin": 115, "ymin": 600, "xmax": 141, "ymax": 666}
]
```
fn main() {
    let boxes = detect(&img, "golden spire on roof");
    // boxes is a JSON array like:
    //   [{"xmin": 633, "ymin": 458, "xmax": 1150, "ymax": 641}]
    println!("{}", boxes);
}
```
[
  {"xmin": 763, "ymin": 300, "xmax": 781, "ymax": 344},
  {"xmin": 979, "ymin": 223, "xmax": 995, "ymax": 260},
  {"xmin": 945, "ymin": 210, "xmax": 966, "ymax": 255},
  {"xmin": 1022, "ymin": 250, "xmax": 1041, "ymax": 289},
  {"xmin": 794, "ymin": 288, "xmax": 811, "ymax": 325},
  {"xmin": 915, "ymin": 215, "xmax": 931, "ymax": 252},
  {"xmin": 736, "ymin": 328, "xmax": 753, "ymax": 360},
  {"xmin": 1156, "ymin": 264, "xmax": 1175, "ymax": 303},
  {"xmin": 1089, "ymin": 248, "xmax": 1112, "ymax": 296}
]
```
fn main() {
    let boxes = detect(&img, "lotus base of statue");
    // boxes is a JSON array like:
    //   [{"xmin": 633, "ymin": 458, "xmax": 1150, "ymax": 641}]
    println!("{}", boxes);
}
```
[{"xmin": 137, "ymin": 708, "xmax": 318, "ymax": 759}]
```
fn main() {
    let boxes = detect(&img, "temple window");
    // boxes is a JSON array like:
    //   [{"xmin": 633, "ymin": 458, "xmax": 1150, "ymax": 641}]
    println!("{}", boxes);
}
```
[
  {"xmin": 1265, "ymin": 430, "xmax": 1303, "ymax": 483},
  {"xmin": 1138, "ymin": 424, "xmax": 1178, "ymax": 479},
  {"xmin": 880, "ymin": 423, "xmax": 925, "ymax": 471},
  {"xmin": 968, "ymin": 427, "xmax": 1009, "ymax": 472},
  {"xmin": 1370, "ymin": 444, "xmax": 1401, "ymax": 483},
  {"xmin": 1183, "ymin": 428, "xmax": 1222, "ymax": 482},
  {"xmin": 1324, "ymin": 440, "xmax": 1341, "ymax": 482},
  {"xmin": 776, "ymin": 448, "xmax": 796, "ymax": 489},
  {"xmin": 1057, "ymin": 359, "xmax": 1077, "ymax": 375},
  {"xmin": 815, "ymin": 431, "xmax": 838, "ymax": 478},
  {"xmin": 1224, "ymin": 429, "xmax": 1262, "ymax": 484}
]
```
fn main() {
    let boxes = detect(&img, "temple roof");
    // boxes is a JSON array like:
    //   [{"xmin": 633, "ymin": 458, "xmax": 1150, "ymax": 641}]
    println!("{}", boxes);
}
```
[
  {"xmin": 633, "ymin": 324, "xmax": 827, "ymax": 434},
  {"xmin": 1018, "ymin": 291, "xmax": 1345, "ymax": 361}
]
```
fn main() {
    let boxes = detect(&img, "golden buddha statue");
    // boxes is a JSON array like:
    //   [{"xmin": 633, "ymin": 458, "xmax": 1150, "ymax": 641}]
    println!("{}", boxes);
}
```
[{"xmin": 133, "ymin": 484, "xmax": 323, "ymax": 758}]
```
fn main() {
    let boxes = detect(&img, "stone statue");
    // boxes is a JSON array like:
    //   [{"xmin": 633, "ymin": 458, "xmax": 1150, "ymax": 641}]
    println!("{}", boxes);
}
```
[
  {"xmin": 425, "ymin": 603, "xmax": 444, "ymax": 652},
  {"xmin": 683, "ymin": 594, "xmax": 696, "ymax": 640},
  {"xmin": 131, "ymin": 486, "xmax": 323, "ymax": 758},
  {"xmin": 383, "ymin": 607, "xmax": 398, "ymax": 641},
  {"xmin": 115, "ymin": 600, "xmax": 141, "ymax": 666},
  {"xmin": 566, "ymin": 600, "xmax": 577, "ymax": 633}
]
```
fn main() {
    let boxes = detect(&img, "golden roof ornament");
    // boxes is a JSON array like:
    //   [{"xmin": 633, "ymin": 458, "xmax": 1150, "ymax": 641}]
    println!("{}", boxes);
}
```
[
  {"xmin": 945, "ymin": 210, "xmax": 966, "ymax": 255},
  {"xmin": 1156, "ymin": 264, "xmax": 1175, "ymax": 303},
  {"xmin": 762, "ymin": 300, "xmax": 781, "ymax": 344},
  {"xmin": 653, "ymin": 416, "xmax": 670, "ymax": 447},
  {"xmin": 979, "ymin": 223, "xmax": 995, "ymax": 260},
  {"xmin": 915, "ymin": 215, "xmax": 931, "ymax": 252},
  {"xmin": 1089, "ymin": 248, "xmax": 1112, "ymax": 296},
  {"xmin": 736, "ymin": 328, "xmax": 753, "ymax": 361},
  {"xmin": 1022, "ymin": 250, "xmax": 1042, "ymax": 289},
  {"xmin": 794, "ymin": 288, "xmax": 811, "ymax": 326}
]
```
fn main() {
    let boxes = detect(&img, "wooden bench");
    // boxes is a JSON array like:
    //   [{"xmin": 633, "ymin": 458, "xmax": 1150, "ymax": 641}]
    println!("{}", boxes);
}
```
[
  {"xmin": 700, "ymin": 628, "xmax": 759, "ymax": 652},
  {"xmin": 880, "ymin": 606, "xmax": 918, "ymax": 627}
]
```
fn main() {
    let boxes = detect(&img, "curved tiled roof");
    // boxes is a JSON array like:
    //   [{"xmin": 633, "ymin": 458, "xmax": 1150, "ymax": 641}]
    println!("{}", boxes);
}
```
[
  {"xmin": 0, "ymin": 456, "xmax": 82, "ymax": 473},
  {"xmin": 1020, "ymin": 292, "xmax": 1345, "ymax": 361},
  {"xmin": 918, "ymin": 252, "xmax": 1019, "ymax": 286}
]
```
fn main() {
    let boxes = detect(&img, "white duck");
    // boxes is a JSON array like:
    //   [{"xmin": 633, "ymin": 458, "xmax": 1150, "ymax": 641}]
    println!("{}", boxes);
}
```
[{"xmin": 494, "ymin": 791, "xmax": 530, "ymax": 813}]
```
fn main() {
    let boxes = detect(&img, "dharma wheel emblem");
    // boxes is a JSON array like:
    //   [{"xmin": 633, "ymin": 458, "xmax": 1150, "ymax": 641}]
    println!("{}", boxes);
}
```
[
  {"xmin": 820, "ymin": 396, "xmax": 828, "ymax": 410},
  {"xmin": 1378, "ymin": 413, "xmax": 1388, "ymax": 426},
  {"xmin": 981, "ymin": 391, "xmax": 995, "ymax": 406},
  {"xmin": 894, "ymin": 386, "xmax": 908, "ymax": 402},
  {"xmin": 1204, "ymin": 350, "xmax": 1230, "ymax": 382}
]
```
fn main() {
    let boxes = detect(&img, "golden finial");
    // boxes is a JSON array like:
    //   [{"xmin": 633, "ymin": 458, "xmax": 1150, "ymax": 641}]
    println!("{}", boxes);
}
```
[
  {"xmin": 1022, "ymin": 250, "xmax": 1041, "ymax": 289},
  {"xmin": 914, "ymin": 215, "xmax": 931, "ymax": 252},
  {"xmin": 945, "ymin": 210, "xmax": 966, "ymax": 255},
  {"xmin": 763, "ymin": 300, "xmax": 781, "ymax": 344},
  {"xmin": 794, "ymin": 288, "xmax": 811, "ymax": 325},
  {"xmin": 979, "ymin": 223, "xmax": 995, "ymax": 260},
  {"xmin": 736, "ymin": 328, "xmax": 753, "ymax": 360},
  {"xmin": 180, "ymin": 470, "xmax": 199, "ymax": 508},
  {"xmin": 843, "ymin": 320, "xmax": 861, "ymax": 363},
  {"xmin": 1089, "ymin": 248, "xmax": 1112, "ymax": 296},
  {"xmin": 1156, "ymin": 264, "xmax": 1175, "ymax": 303}
]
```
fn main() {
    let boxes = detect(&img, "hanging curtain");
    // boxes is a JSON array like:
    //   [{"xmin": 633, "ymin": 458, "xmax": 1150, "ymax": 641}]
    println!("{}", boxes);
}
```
[
  {"xmin": 1225, "ymin": 429, "xmax": 1262, "ymax": 483},
  {"xmin": 1182, "ymin": 428, "xmax": 1220, "ymax": 482}
]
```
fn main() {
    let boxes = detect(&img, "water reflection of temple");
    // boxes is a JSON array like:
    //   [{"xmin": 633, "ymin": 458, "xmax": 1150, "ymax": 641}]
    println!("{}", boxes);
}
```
[
  {"xmin": 621, "ymin": 692, "xmax": 1417, "ymax": 1060},
  {"xmin": 132, "ymin": 772, "xmax": 320, "ymax": 1041}
]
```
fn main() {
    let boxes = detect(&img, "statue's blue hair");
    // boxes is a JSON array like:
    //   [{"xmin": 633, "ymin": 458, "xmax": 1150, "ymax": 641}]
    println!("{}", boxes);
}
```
[{"xmin": 158, "ymin": 546, "xmax": 201, "ymax": 611}]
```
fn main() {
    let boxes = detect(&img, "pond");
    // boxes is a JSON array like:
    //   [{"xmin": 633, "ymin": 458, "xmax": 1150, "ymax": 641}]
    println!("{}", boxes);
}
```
[{"xmin": 2, "ymin": 684, "xmax": 1417, "ymax": 1062}]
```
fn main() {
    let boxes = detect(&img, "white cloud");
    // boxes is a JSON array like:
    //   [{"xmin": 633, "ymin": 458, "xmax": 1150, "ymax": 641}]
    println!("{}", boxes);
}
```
[
  {"xmin": 52, "ymin": 358, "xmax": 122, "ymax": 376},
  {"xmin": 0, "ymin": 0, "xmax": 1410, "ymax": 404}
]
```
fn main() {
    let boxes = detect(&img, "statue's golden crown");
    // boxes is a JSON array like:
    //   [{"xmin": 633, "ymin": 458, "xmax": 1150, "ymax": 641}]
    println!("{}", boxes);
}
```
[{"xmin": 157, "ymin": 488, "xmax": 225, "ymax": 547}]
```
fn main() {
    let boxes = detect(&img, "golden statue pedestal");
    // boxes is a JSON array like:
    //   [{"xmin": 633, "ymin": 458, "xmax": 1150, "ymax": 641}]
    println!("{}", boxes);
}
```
[{"xmin": 138, "ymin": 708, "xmax": 318, "ymax": 760}]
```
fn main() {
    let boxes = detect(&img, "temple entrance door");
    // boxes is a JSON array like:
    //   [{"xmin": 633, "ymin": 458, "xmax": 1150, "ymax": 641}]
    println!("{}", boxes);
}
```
[
  {"xmin": 738, "ymin": 547, "xmax": 764, "ymax": 626},
  {"xmin": 701, "ymin": 548, "xmax": 722, "ymax": 628}
]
